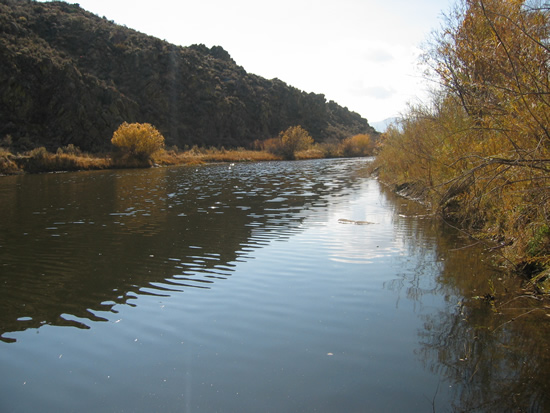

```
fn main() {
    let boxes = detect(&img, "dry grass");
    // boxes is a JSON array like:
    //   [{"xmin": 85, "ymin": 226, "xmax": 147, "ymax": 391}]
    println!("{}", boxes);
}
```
[
  {"xmin": 153, "ymin": 148, "xmax": 281, "ymax": 166},
  {"xmin": 201, "ymin": 149, "xmax": 280, "ymax": 163},
  {"xmin": 1, "ymin": 140, "xmax": 372, "ymax": 176},
  {"xmin": 0, "ymin": 147, "xmax": 111, "ymax": 174},
  {"xmin": 23, "ymin": 148, "xmax": 111, "ymax": 173},
  {"xmin": 294, "ymin": 147, "xmax": 325, "ymax": 160}
]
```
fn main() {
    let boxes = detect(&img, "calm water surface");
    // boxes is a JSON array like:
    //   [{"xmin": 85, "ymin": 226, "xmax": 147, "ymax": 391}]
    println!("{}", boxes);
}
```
[{"xmin": 1, "ymin": 158, "xmax": 549, "ymax": 412}]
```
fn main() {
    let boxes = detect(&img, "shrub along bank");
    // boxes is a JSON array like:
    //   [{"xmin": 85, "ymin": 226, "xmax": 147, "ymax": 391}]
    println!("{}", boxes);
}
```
[
  {"xmin": 373, "ymin": 0, "xmax": 550, "ymax": 293},
  {"xmin": 0, "ymin": 124, "xmax": 376, "ymax": 175}
]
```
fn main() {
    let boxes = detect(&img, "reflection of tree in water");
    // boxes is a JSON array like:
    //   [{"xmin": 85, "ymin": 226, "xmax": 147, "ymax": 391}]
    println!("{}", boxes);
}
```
[
  {"xmin": 420, "ymin": 304, "xmax": 550, "ymax": 411},
  {"xmin": 0, "ymin": 159, "xmax": 369, "ymax": 342},
  {"xmin": 379, "ymin": 186, "xmax": 550, "ymax": 412}
]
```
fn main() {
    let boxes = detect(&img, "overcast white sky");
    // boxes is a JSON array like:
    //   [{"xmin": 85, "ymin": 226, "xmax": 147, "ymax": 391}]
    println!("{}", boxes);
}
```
[{"xmin": 41, "ymin": 0, "xmax": 454, "ymax": 123}]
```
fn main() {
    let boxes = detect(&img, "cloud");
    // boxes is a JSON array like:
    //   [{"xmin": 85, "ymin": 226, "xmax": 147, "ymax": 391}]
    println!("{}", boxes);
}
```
[
  {"xmin": 363, "ymin": 49, "xmax": 395, "ymax": 63},
  {"xmin": 364, "ymin": 86, "xmax": 395, "ymax": 99},
  {"xmin": 349, "ymin": 82, "xmax": 396, "ymax": 100}
]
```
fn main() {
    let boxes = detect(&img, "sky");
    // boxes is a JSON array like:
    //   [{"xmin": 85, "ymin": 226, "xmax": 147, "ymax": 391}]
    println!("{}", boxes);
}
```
[{"xmin": 40, "ymin": 0, "xmax": 455, "ymax": 123}]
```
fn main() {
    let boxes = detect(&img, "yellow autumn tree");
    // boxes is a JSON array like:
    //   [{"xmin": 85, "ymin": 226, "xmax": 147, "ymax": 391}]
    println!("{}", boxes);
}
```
[
  {"xmin": 339, "ymin": 134, "xmax": 374, "ymax": 157},
  {"xmin": 111, "ymin": 122, "xmax": 165, "ymax": 162},
  {"xmin": 278, "ymin": 125, "xmax": 314, "ymax": 159},
  {"xmin": 375, "ymin": 0, "xmax": 550, "ymax": 277},
  {"xmin": 261, "ymin": 126, "xmax": 314, "ymax": 160}
]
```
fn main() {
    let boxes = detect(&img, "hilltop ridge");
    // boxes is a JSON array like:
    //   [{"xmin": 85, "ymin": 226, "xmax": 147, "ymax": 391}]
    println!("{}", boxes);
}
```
[{"xmin": 0, "ymin": 0, "xmax": 375, "ymax": 152}]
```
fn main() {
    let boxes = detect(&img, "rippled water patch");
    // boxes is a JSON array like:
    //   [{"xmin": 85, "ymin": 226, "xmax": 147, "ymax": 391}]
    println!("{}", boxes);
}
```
[{"xmin": 1, "ymin": 158, "xmax": 549, "ymax": 412}]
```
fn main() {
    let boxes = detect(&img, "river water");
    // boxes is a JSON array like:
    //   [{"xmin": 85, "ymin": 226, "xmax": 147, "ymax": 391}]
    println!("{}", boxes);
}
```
[{"xmin": 0, "ymin": 158, "xmax": 549, "ymax": 412}]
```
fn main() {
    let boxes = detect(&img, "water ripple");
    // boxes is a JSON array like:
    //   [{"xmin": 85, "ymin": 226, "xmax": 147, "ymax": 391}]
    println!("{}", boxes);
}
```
[{"xmin": 0, "ymin": 159, "xmax": 373, "ymax": 340}]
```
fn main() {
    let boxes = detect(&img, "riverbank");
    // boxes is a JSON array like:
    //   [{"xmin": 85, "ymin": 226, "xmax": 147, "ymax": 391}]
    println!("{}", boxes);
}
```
[
  {"xmin": 0, "ymin": 146, "xmax": 328, "ymax": 176},
  {"xmin": 371, "ymin": 0, "xmax": 550, "ymax": 298},
  {"xmin": 372, "ymin": 154, "xmax": 550, "ymax": 298},
  {"xmin": 0, "ymin": 129, "xmax": 378, "ymax": 175}
]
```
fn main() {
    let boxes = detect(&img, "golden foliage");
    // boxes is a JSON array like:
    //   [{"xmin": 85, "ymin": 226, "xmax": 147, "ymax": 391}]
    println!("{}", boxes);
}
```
[
  {"xmin": 0, "ymin": 148, "xmax": 21, "ymax": 174},
  {"xmin": 261, "ymin": 126, "xmax": 314, "ymax": 160},
  {"xmin": 280, "ymin": 126, "xmax": 314, "ymax": 155},
  {"xmin": 111, "ymin": 122, "xmax": 165, "ymax": 161},
  {"xmin": 16, "ymin": 147, "xmax": 110, "ymax": 173},
  {"xmin": 375, "ymin": 0, "xmax": 550, "ymax": 277},
  {"xmin": 340, "ymin": 134, "xmax": 374, "ymax": 157}
]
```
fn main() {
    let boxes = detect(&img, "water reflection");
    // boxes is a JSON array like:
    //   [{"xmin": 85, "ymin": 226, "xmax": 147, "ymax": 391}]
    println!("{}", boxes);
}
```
[
  {"xmin": 377, "ymin": 185, "xmax": 550, "ymax": 412},
  {"xmin": 1, "ymin": 158, "xmax": 549, "ymax": 412},
  {"xmin": 0, "ymin": 159, "xmax": 369, "ymax": 342}
]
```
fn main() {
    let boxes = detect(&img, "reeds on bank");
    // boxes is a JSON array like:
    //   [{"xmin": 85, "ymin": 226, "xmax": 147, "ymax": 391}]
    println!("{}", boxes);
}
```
[
  {"xmin": 1, "ymin": 134, "xmax": 376, "ymax": 175},
  {"xmin": 0, "ymin": 146, "xmax": 290, "ymax": 175}
]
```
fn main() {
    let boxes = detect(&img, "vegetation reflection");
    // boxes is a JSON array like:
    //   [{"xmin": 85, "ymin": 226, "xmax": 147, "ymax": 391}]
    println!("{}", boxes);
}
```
[
  {"xmin": 0, "ymin": 159, "xmax": 367, "ymax": 342},
  {"xmin": 380, "ymin": 185, "xmax": 550, "ymax": 412}
]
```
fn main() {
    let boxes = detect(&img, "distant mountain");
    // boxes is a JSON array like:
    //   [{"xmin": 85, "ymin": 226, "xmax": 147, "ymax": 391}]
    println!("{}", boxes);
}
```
[
  {"xmin": 370, "ymin": 117, "xmax": 400, "ymax": 133},
  {"xmin": 0, "ymin": 0, "xmax": 375, "ymax": 152}
]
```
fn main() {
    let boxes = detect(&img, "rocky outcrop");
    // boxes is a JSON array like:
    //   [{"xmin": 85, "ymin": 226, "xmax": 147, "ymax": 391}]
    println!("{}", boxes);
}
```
[{"xmin": 0, "ymin": 0, "xmax": 375, "ymax": 151}]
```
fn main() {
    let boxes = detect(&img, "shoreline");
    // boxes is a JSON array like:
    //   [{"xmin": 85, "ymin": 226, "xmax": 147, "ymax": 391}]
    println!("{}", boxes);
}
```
[{"xmin": 0, "ymin": 147, "xmax": 328, "ymax": 176}]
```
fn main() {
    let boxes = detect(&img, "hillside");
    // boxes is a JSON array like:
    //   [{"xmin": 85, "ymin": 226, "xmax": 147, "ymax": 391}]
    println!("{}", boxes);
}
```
[{"xmin": 0, "ymin": 0, "xmax": 375, "ymax": 152}]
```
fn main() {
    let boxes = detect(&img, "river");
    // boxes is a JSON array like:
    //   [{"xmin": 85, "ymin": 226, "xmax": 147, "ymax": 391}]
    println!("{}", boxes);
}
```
[{"xmin": 0, "ymin": 158, "xmax": 549, "ymax": 412}]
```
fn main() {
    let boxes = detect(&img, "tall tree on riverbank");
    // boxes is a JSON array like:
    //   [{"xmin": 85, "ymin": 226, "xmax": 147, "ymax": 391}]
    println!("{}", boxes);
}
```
[{"xmin": 375, "ymin": 0, "xmax": 550, "ymax": 279}]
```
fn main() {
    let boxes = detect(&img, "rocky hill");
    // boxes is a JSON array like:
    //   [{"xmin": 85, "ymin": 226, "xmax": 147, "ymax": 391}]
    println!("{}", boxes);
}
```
[{"xmin": 0, "ymin": 0, "xmax": 375, "ymax": 152}]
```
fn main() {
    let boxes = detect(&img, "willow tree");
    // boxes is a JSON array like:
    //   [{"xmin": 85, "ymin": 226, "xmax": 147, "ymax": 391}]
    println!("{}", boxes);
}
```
[
  {"xmin": 262, "ymin": 126, "xmax": 314, "ymax": 160},
  {"xmin": 111, "ymin": 122, "xmax": 165, "ymax": 163},
  {"xmin": 427, "ymin": 0, "xmax": 550, "ymax": 156},
  {"xmin": 377, "ymin": 0, "xmax": 550, "ymax": 274}
]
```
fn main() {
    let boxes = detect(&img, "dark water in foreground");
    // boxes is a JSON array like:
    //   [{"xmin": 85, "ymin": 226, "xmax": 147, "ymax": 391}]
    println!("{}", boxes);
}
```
[{"xmin": 0, "ymin": 158, "xmax": 549, "ymax": 412}]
